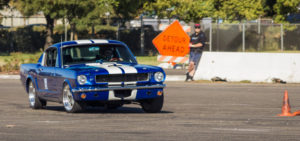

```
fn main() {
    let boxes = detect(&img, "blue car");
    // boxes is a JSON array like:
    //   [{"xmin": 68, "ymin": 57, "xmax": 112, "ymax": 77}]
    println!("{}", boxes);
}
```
[{"xmin": 20, "ymin": 39, "xmax": 166, "ymax": 113}]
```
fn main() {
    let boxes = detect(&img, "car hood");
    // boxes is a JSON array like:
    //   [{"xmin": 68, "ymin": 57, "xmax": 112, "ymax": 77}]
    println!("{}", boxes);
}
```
[{"xmin": 65, "ymin": 63, "xmax": 164, "ymax": 75}]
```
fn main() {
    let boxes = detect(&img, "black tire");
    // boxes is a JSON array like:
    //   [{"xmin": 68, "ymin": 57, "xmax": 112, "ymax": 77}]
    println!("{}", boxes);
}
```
[
  {"xmin": 141, "ymin": 93, "xmax": 164, "ymax": 113},
  {"xmin": 28, "ymin": 81, "xmax": 47, "ymax": 109},
  {"xmin": 62, "ymin": 84, "xmax": 85, "ymax": 113}
]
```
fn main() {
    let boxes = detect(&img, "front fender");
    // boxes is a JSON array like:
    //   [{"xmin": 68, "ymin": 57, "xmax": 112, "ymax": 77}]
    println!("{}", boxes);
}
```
[
  {"xmin": 25, "ymin": 75, "xmax": 35, "ymax": 93},
  {"xmin": 58, "ymin": 78, "xmax": 77, "ymax": 102}
]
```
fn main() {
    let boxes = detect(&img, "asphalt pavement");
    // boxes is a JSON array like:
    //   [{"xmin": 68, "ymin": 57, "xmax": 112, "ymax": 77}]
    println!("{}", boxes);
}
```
[{"xmin": 1, "ymin": 80, "xmax": 300, "ymax": 141}]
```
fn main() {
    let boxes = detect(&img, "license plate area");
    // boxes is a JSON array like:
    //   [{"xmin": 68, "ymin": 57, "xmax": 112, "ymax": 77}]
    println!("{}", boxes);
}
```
[{"xmin": 114, "ymin": 90, "xmax": 132, "ymax": 98}]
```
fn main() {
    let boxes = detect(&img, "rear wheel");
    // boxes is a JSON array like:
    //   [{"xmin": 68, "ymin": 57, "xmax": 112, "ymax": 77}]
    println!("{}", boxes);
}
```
[
  {"xmin": 28, "ymin": 81, "xmax": 46, "ymax": 109},
  {"xmin": 140, "ymin": 93, "xmax": 164, "ymax": 113},
  {"xmin": 62, "ymin": 84, "xmax": 85, "ymax": 113}
]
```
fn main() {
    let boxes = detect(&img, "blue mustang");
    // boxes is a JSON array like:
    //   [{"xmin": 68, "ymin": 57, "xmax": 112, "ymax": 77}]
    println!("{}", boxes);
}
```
[{"xmin": 20, "ymin": 39, "xmax": 166, "ymax": 113}]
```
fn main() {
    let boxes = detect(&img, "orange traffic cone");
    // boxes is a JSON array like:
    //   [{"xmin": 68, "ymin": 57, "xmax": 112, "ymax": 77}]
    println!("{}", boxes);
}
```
[
  {"xmin": 278, "ymin": 90, "xmax": 294, "ymax": 116},
  {"xmin": 292, "ymin": 110, "xmax": 300, "ymax": 116}
]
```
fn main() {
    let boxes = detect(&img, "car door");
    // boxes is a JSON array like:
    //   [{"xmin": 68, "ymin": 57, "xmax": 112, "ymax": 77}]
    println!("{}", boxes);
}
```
[{"xmin": 36, "ymin": 48, "xmax": 59, "ymax": 101}]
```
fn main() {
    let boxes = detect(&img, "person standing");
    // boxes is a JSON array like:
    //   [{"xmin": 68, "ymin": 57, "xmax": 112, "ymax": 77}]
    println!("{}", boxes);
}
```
[{"xmin": 186, "ymin": 24, "xmax": 206, "ymax": 81}]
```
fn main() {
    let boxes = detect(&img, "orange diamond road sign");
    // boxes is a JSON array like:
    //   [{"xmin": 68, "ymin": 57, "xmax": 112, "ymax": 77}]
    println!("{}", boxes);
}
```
[{"xmin": 152, "ymin": 20, "xmax": 190, "ymax": 57}]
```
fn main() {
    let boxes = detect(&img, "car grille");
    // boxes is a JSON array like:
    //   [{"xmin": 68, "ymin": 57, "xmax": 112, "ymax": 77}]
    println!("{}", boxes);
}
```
[{"xmin": 95, "ymin": 73, "xmax": 149, "ymax": 83}]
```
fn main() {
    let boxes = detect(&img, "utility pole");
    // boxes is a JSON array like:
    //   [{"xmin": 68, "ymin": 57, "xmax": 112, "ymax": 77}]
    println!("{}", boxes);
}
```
[
  {"xmin": 209, "ymin": 23, "xmax": 212, "ymax": 52},
  {"xmin": 281, "ymin": 24, "xmax": 284, "ymax": 51},
  {"xmin": 140, "ymin": 14, "xmax": 144, "ymax": 56},
  {"xmin": 242, "ymin": 23, "xmax": 245, "ymax": 52},
  {"xmin": 64, "ymin": 17, "xmax": 67, "ymax": 41}
]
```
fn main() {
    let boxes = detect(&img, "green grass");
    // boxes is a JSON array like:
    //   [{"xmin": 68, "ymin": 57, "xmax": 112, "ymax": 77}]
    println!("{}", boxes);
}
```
[
  {"xmin": 248, "ymin": 50, "xmax": 300, "ymax": 53},
  {"xmin": 1, "ymin": 50, "xmax": 299, "ymax": 68},
  {"xmin": 239, "ymin": 80, "xmax": 252, "ymax": 83},
  {"xmin": 136, "ymin": 56, "xmax": 160, "ymax": 66},
  {"xmin": 0, "ymin": 53, "xmax": 160, "ymax": 67},
  {"xmin": 265, "ymin": 50, "xmax": 300, "ymax": 53},
  {"xmin": 0, "ymin": 52, "xmax": 42, "ymax": 66}
]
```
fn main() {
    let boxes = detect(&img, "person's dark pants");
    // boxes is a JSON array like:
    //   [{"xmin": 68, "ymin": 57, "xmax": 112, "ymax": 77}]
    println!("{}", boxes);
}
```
[{"xmin": 189, "ymin": 51, "xmax": 202, "ymax": 70}]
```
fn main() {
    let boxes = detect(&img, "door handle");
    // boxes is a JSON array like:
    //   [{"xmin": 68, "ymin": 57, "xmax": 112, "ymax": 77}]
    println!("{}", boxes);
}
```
[{"xmin": 38, "ymin": 68, "xmax": 43, "ymax": 72}]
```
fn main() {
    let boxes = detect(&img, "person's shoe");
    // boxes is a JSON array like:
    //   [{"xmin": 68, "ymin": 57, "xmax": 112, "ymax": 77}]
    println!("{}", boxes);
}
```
[
  {"xmin": 185, "ymin": 72, "xmax": 190, "ymax": 82},
  {"xmin": 190, "ymin": 76, "xmax": 194, "ymax": 81}
]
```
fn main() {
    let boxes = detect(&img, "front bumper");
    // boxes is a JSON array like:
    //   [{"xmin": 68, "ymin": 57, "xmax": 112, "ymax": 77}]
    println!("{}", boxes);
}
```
[
  {"xmin": 72, "ymin": 84, "xmax": 165, "ymax": 93},
  {"xmin": 71, "ymin": 84, "xmax": 165, "ymax": 101}
]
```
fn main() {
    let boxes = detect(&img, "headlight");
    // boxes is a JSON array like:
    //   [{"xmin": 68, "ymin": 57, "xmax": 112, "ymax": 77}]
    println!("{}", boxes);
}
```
[
  {"xmin": 154, "ymin": 72, "xmax": 164, "ymax": 82},
  {"xmin": 77, "ymin": 75, "xmax": 87, "ymax": 85}
]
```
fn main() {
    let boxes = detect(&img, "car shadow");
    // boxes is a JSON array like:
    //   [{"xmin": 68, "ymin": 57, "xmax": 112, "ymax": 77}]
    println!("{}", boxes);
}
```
[{"xmin": 44, "ymin": 106, "xmax": 173, "ymax": 114}]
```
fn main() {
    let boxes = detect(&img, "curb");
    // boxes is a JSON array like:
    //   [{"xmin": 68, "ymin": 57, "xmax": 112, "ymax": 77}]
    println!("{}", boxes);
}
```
[
  {"xmin": 0, "ymin": 75, "xmax": 20, "ymax": 80},
  {"xmin": 165, "ymin": 75, "xmax": 185, "ymax": 81},
  {"xmin": 0, "ymin": 75, "xmax": 186, "ymax": 81}
]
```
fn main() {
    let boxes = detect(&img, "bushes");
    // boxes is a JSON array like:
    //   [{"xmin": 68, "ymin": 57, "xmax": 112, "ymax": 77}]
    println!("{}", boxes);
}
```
[
  {"xmin": 0, "ymin": 52, "xmax": 41, "ymax": 73},
  {"xmin": 0, "ymin": 29, "xmax": 11, "ymax": 54},
  {"xmin": 0, "ymin": 26, "xmax": 46, "ymax": 53},
  {"xmin": 0, "ymin": 24, "xmax": 160, "ymax": 57},
  {"xmin": 0, "ymin": 25, "xmax": 119, "ymax": 54}
]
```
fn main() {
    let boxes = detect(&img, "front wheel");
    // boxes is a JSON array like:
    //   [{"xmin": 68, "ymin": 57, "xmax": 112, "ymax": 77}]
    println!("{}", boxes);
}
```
[
  {"xmin": 140, "ymin": 93, "xmax": 164, "ymax": 113},
  {"xmin": 62, "ymin": 84, "xmax": 85, "ymax": 113},
  {"xmin": 28, "ymin": 81, "xmax": 46, "ymax": 109}
]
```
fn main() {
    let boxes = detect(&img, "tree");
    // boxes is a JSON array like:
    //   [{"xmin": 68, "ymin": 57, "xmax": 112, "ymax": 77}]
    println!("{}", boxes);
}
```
[
  {"xmin": 144, "ymin": 0, "xmax": 181, "ymax": 20},
  {"xmin": 0, "ymin": 0, "xmax": 9, "ymax": 9},
  {"xmin": 77, "ymin": 0, "xmax": 118, "ymax": 37},
  {"xmin": 14, "ymin": 0, "xmax": 64, "ymax": 50},
  {"xmin": 0, "ymin": 0, "xmax": 10, "ymax": 24},
  {"xmin": 60, "ymin": 0, "xmax": 102, "ymax": 40},
  {"xmin": 114, "ymin": 0, "xmax": 151, "ymax": 25},
  {"xmin": 262, "ymin": 0, "xmax": 277, "ymax": 17},
  {"xmin": 214, "ymin": 0, "xmax": 264, "ymax": 22},
  {"xmin": 273, "ymin": 0, "xmax": 300, "ymax": 23},
  {"xmin": 143, "ymin": 0, "xmax": 184, "ymax": 30},
  {"xmin": 177, "ymin": 0, "xmax": 216, "ymax": 22}
]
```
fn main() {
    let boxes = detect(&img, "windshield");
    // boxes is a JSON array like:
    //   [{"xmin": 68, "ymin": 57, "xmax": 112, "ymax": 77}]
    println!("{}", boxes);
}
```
[{"xmin": 62, "ymin": 44, "xmax": 137, "ymax": 66}]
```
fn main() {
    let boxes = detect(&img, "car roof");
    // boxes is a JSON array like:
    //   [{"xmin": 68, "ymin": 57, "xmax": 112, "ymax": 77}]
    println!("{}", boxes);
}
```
[{"xmin": 50, "ymin": 39, "xmax": 125, "ymax": 49}]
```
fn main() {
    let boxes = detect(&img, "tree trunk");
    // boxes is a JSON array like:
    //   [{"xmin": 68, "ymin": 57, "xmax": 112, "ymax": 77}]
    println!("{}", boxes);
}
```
[
  {"xmin": 44, "ymin": 15, "xmax": 54, "ymax": 50},
  {"xmin": 70, "ymin": 23, "xmax": 77, "ymax": 40},
  {"xmin": 91, "ymin": 24, "xmax": 95, "ymax": 38},
  {"xmin": 157, "ymin": 19, "xmax": 161, "ymax": 31}
]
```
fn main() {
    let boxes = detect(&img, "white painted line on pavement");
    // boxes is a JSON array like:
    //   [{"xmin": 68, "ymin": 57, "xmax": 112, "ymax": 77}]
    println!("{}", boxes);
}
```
[{"xmin": 212, "ymin": 128, "xmax": 270, "ymax": 132}]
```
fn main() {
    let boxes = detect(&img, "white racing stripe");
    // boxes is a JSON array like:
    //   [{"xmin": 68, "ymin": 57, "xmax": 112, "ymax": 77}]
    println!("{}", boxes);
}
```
[
  {"xmin": 75, "ymin": 40, "xmax": 93, "ymax": 44},
  {"xmin": 87, "ymin": 63, "xmax": 122, "ymax": 86},
  {"xmin": 92, "ymin": 39, "xmax": 108, "ymax": 44},
  {"xmin": 87, "ymin": 63, "xmax": 139, "ymax": 85},
  {"xmin": 118, "ymin": 65, "xmax": 138, "ymax": 74},
  {"xmin": 119, "ymin": 65, "xmax": 138, "ymax": 85},
  {"xmin": 87, "ymin": 63, "xmax": 122, "ymax": 74}
]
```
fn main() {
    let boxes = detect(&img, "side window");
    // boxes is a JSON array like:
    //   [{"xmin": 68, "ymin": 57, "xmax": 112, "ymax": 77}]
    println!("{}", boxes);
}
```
[
  {"xmin": 45, "ymin": 48, "xmax": 58, "ymax": 67},
  {"xmin": 53, "ymin": 49, "xmax": 58, "ymax": 67},
  {"xmin": 45, "ymin": 50, "xmax": 52, "ymax": 67}
]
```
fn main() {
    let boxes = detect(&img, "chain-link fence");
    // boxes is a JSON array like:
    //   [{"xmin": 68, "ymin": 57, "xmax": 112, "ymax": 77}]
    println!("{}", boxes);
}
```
[
  {"xmin": 201, "ymin": 23, "xmax": 300, "ymax": 52},
  {"xmin": 1, "ymin": 17, "xmax": 300, "ymax": 55}
]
